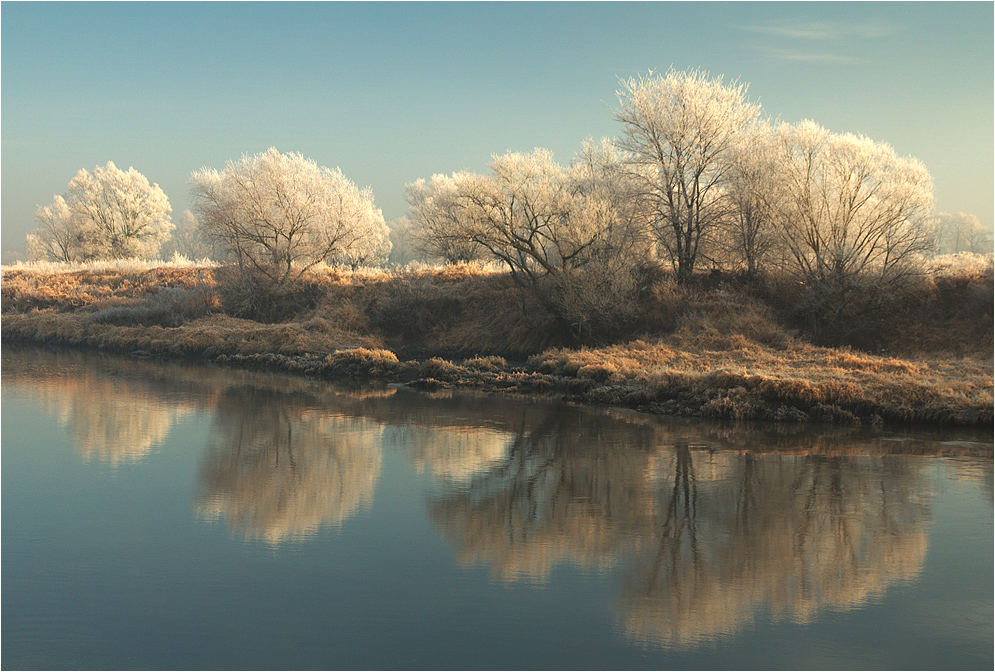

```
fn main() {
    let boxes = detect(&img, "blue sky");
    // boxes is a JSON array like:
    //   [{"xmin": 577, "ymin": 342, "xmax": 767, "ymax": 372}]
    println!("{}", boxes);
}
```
[{"xmin": 2, "ymin": 2, "xmax": 992, "ymax": 261}]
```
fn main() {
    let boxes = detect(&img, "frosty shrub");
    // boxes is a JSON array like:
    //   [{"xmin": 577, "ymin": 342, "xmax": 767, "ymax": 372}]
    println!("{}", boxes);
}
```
[
  {"xmin": 191, "ymin": 148, "xmax": 389, "ymax": 281},
  {"xmin": 408, "ymin": 146, "xmax": 651, "ymax": 343},
  {"xmin": 191, "ymin": 148, "xmax": 390, "ymax": 321},
  {"xmin": 28, "ymin": 162, "xmax": 174, "ymax": 262}
]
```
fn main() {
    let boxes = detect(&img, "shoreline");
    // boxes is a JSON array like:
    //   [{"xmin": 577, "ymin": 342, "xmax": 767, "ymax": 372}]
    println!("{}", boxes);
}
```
[
  {"xmin": 3, "ymin": 331, "xmax": 990, "ymax": 429},
  {"xmin": 2, "ymin": 263, "xmax": 992, "ymax": 428}
]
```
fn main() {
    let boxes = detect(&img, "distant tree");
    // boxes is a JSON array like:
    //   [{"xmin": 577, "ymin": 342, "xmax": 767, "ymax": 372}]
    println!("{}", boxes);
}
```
[
  {"xmin": 158, "ymin": 210, "xmax": 214, "ymax": 261},
  {"xmin": 406, "ymin": 174, "xmax": 488, "ymax": 264},
  {"xmin": 190, "ymin": 148, "xmax": 389, "ymax": 285},
  {"xmin": 614, "ymin": 68, "xmax": 763, "ymax": 283},
  {"xmin": 27, "ymin": 162, "xmax": 173, "ymax": 262},
  {"xmin": 385, "ymin": 216, "xmax": 425, "ymax": 267},
  {"xmin": 769, "ymin": 120, "xmax": 935, "ymax": 316},
  {"xmin": 933, "ymin": 212, "xmax": 993, "ymax": 255}
]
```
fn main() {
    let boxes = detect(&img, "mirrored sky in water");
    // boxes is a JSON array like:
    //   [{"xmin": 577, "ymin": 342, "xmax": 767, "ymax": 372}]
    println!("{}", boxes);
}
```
[{"xmin": 2, "ymin": 347, "xmax": 992, "ymax": 669}]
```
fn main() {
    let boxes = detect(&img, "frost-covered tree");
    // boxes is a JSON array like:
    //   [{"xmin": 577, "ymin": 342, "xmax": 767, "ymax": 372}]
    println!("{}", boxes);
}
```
[
  {"xmin": 190, "ymin": 148, "xmax": 389, "ymax": 284},
  {"xmin": 770, "ymin": 120, "xmax": 935, "ymax": 313},
  {"xmin": 933, "ymin": 212, "xmax": 993, "ymax": 255},
  {"xmin": 719, "ymin": 124, "xmax": 784, "ymax": 280},
  {"xmin": 27, "ymin": 162, "xmax": 173, "ymax": 262},
  {"xmin": 412, "ymin": 147, "xmax": 650, "ymax": 342},
  {"xmin": 27, "ymin": 196, "xmax": 86, "ymax": 263},
  {"xmin": 614, "ymin": 68, "xmax": 763, "ymax": 283},
  {"xmin": 406, "ymin": 175, "xmax": 488, "ymax": 264}
]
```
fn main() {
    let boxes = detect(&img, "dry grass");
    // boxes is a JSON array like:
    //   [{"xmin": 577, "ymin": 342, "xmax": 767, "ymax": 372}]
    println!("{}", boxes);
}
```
[
  {"xmin": 3, "ymin": 260, "xmax": 991, "ymax": 426},
  {"xmin": 529, "ymin": 338, "xmax": 992, "ymax": 425}
]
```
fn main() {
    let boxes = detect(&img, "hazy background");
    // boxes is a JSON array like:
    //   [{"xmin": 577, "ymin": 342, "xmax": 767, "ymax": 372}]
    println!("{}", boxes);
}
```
[{"xmin": 2, "ymin": 2, "xmax": 992, "ymax": 263}]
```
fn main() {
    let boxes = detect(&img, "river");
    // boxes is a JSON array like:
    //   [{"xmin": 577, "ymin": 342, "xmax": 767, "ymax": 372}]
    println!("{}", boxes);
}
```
[{"xmin": 2, "ymin": 346, "xmax": 992, "ymax": 670}]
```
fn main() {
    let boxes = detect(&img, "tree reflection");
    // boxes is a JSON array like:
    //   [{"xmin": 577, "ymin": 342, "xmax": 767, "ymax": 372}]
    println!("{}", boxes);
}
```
[
  {"xmin": 428, "ymin": 409, "xmax": 661, "ymax": 580},
  {"xmin": 622, "ymin": 451, "xmax": 929, "ymax": 647},
  {"xmin": 197, "ymin": 387, "xmax": 383, "ymax": 544},
  {"xmin": 1, "ymin": 353, "xmax": 197, "ymax": 466},
  {"xmin": 428, "ymin": 420, "xmax": 933, "ymax": 648},
  {"xmin": 3, "ymin": 346, "xmax": 989, "ymax": 642}
]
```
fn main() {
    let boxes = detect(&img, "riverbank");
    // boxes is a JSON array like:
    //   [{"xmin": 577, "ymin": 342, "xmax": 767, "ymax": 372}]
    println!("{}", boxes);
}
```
[{"xmin": 2, "ymin": 259, "xmax": 992, "ymax": 426}]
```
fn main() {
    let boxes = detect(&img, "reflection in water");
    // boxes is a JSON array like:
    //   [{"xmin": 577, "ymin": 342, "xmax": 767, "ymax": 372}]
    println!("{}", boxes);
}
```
[
  {"xmin": 196, "ymin": 387, "xmax": 384, "ymax": 543},
  {"xmin": 2, "ymin": 352, "xmax": 197, "ymax": 465},
  {"xmin": 3, "ymin": 346, "xmax": 991, "ymax": 653},
  {"xmin": 621, "ymin": 450, "xmax": 929, "ymax": 647},
  {"xmin": 428, "ymin": 424, "xmax": 938, "ymax": 647},
  {"xmin": 398, "ymin": 425, "xmax": 510, "ymax": 484}
]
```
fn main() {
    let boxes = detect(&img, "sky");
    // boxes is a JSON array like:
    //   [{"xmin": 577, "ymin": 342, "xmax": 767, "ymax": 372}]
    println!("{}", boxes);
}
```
[{"xmin": 2, "ymin": 1, "xmax": 992, "ymax": 262}]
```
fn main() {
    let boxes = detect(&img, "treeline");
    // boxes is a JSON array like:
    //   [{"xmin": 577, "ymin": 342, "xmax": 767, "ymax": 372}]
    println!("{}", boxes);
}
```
[{"xmin": 25, "ymin": 69, "xmax": 993, "ymax": 343}]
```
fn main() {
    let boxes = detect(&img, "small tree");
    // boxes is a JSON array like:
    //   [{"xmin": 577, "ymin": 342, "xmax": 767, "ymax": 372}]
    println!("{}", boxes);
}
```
[
  {"xmin": 934, "ymin": 212, "xmax": 993, "ymax": 255},
  {"xmin": 416, "ymin": 147, "xmax": 649, "ymax": 343},
  {"xmin": 28, "ymin": 162, "xmax": 173, "ymax": 262},
  {"xmin": 614, "ymin": 68, "xmax": 762, "ymax": 283},
  {"xmin": 770, "ymin": 120, "xmax": 935, "ymax": 317},
  {"xmin": 406, "ymin": 175, "xmax": 488, "ymax": 264},
  {"xmin": 191, "ymin": 148, "xmax": 389, "ymax": 285}
]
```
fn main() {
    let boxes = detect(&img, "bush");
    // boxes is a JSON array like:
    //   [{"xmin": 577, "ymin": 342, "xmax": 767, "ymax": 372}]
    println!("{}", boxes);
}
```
[
  {"xmin": 90, "ymin": 286, "xmax": 217, "ymax": 328},
  {"xmin": 216, "ymin": 268, "xmax": 326, "ymax": 323}
]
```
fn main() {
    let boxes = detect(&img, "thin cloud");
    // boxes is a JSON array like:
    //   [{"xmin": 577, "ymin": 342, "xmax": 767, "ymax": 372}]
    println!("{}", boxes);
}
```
[
  {"xmin": 741, "ymin": 20, "xmax": 894, "ymax": 41},
  {"xmin": 758, "ymin": 47, "xmax": 863, "ymax": 64},
  {"xmin": 740, "ymin": 19, "xmax": 894, "ymax": 64}
]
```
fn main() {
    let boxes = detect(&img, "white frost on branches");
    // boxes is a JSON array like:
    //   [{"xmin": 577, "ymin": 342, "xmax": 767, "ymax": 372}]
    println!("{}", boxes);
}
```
[
  {"xmin": 190, "ymin": 147, "xmax": 390, "ymax": 283},
  {"xmin": 28, "ymin": 162, "xmax": 173, "ymax": 262}
]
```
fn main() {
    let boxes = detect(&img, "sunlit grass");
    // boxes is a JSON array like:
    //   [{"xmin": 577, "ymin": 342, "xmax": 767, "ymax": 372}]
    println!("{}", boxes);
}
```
[{"xmin": 2, "ymin": 259, "xmax": 991, "ymax": 426}]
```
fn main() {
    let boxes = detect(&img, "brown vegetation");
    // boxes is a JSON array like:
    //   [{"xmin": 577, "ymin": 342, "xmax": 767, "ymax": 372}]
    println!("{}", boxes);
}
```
[{"xmin": 2, "ymin": 259, "xmax": 991, "ymax": 426}]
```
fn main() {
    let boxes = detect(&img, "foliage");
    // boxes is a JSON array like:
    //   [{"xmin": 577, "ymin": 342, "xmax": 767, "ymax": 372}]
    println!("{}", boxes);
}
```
[
  {"xmin": 769, "ymin": 120, "xmax": 935, "ymax": 318},
  {"xmin": 28, "ymin": 162, "xmax": 174, "ymax": 262},
  {"xmin": 933, "ymin": 212, "xmax": 993, "ymax": 255},
  {"xmin": 191, "ymin": 148, "xmax": 390, "ymax": 285},
  {"xmin": 614, "ymin": 68, "xmax": 763, "ymax": 283}
]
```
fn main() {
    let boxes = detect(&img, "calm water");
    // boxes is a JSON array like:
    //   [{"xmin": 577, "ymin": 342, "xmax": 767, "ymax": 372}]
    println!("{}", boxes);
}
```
[{"xmin": 2, "ymin": 347, "xmax": 992, "ymax": 670}]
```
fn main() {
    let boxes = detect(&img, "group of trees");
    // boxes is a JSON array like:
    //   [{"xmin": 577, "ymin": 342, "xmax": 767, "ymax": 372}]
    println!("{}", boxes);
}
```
[
  {"xmin": 408, "ymin": 70, "xmax": 942, "ymax": 299},
  {"xmin": 399, "ymin": 68, "xmax": 955, "ymax": 336},
  {"xmin": 28, "ymin": 161, "xmax": 175, "ymax": 262},
  {"xmin": 25, "ymin": 69, "xmax": 990, "ymax": 336},
  {"xmin": 27, "ymin": 149, "xmax": 391, "ymax": 280}
]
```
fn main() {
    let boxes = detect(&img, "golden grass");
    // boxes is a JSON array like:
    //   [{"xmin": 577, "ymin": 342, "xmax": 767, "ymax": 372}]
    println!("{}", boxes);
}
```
[
  {"xmin": 3, "ymin": 262, "xmax": 992, "ymax": 426},
  {"xmin": 529, "ymin": 337, "xmax": 993, "ymax": 425}
]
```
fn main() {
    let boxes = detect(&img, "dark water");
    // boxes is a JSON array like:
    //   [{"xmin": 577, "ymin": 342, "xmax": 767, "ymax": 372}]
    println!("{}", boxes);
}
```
[{"xmin": 2, "ymin": 347, "xmax": 992, "ymax": 670}]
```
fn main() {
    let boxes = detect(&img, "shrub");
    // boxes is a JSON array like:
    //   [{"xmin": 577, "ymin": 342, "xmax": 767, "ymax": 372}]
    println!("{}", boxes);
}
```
[
  {"xmin": 90, "ymin": 286, "xmax": 217, "ymax": 328},
  {"xmin": 216, "ymin": 268, "xmax": 326, "ymax": 323}
]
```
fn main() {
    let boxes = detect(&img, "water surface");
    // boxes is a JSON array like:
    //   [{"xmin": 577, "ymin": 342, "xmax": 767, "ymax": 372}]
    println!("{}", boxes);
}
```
[{"xmin": 2, "ymin": 347, "xmax": 992, "ymax": 669}]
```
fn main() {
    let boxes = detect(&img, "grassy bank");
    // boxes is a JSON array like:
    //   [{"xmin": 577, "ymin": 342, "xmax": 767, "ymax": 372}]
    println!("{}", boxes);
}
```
[{"xmin": 2, "ymin": 257, "xmax": 992, "ymax": 426}]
